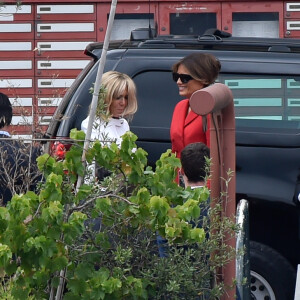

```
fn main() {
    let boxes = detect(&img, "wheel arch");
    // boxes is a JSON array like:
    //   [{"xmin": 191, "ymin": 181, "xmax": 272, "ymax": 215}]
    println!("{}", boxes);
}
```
[{"xmin": 237, "ymin": 195, "xmax": 299, "ymax": 269}]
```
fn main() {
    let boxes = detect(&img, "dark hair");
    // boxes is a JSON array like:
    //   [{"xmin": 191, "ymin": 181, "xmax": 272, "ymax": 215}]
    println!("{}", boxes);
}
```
[
  {"xmin": 0, "ymin": 93, "xmax": 12, "ymax": 129},
  {"xmin": 181, "ymin": 142, "xmax": 210, "ymax": 183},
  {"xmin": 172, "ymin": 53, "xmax": 221, "ymax": 87}
]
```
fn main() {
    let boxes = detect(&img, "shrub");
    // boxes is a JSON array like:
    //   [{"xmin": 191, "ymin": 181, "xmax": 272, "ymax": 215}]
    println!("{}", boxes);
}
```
[{"xmin": 0, "ymin": 130, "xmax": 237, "ymax": 299}]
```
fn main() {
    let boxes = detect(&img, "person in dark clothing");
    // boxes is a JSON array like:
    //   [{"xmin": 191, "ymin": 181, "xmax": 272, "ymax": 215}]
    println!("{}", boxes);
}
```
[
  {"xmin": 0, "ymin": 92, "xmax": 41, "ymax": 205},
  {"xmin": 180, "ymin": 142, "xmax": 210, "ymax": 189},
  {"xmin": 157, "ymin": 142, "xmax": 211, "ymax": 257}
]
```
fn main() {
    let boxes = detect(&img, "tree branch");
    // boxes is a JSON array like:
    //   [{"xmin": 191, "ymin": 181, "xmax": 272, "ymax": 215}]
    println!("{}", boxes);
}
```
[{"xmin": 70, "ymin": 193, "xmax": 137, "ymax": 213}]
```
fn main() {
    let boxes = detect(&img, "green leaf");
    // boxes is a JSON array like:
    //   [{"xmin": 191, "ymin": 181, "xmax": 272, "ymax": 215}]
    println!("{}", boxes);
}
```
[
  {"xmin": 70, "ymin": 128, "xmax": 86, "ymax": 142},
  {"xmin": 63, "ymin": 211, "xmax": 87, "ymax": 244},
  {"xmin": 75, "ymin": 184, "xmax": 92, "ymax": 203},
  {"xmin": 149, "ymin": 196, "xmax": 170, "ymax": 225},
  {"xmin": 128, "ymin": 205, "xmax": 140, "ymax": 215},
  {"xmin": 39, "ymin": 173, "xmax": 63, "ymax": 203},
  {"xmin": 75, "ymin": 263, "xmax": 94, "ymax": 281},
  {"xmin": 95, "ymin": 197, "xmax": 111, "ymax": 212},
  {"xmin": 190, "ymin": 227, "xmax": 205, "ymax": 243},
  {"xmin": 102, "ymin": 277, "xmax": 122, "ymax": 294},
  {"xmin": 8, "ymin": 194, "xmax": 31, "ymax": 222},
  {"xmin": 65, "ymin": 145, "xmax": 85, "ymax": 178},
  {"xmin": 5, "ymin": 223, "xmax": 29, "ymax": 252},
  {"xmin": 36, "ymin": 153, "xmax": 64, "ymax": 176},
  {"xmin": 95, "ymin": 232, "xmax": 111, "ymax": 249},
  {"xmin": 68, "ymin": 278, "xmax": 87, "ymax": 296},
  {"xmin": 91, "ymin": 268, "xmax": 110, "ymax": 289},
  {"xmin": 64, "ymin": 293, "xmax": 81, "ymax": 300},
  {"xmin": 24, "ymin": 235, "xmax": 47, "ymax": 253},
  {"xmin": 41, "ymin": 201, "xmax": 63, "ymax": 224},
  {"xmin": 51, "ymin": 255, "xmax": 68, "ymax": 272},
  {"xmin": 165, "ymin": 226, "xmax": 175, "ymax": 238},
  {"xmin": 51, "ymin": 276, "xmax": 60, "ymax": 289},
  {"xmin": 93, "ymin": 144, "xmax": 117, "ymax": 170},
  {"xmin": 176, "ymin": 199, "xmax": 200, "ymax": 222},
  {"xmin": 5, "ymin": 260, "xmax": 17, "ymax": 276},
  {"xmin": 37, "ymin": 153, "xmax": 55, "ymax": 171},
  {"xmin": 199, "ymin": 187, "xmax": 210, "ymax": 202},
  {"xmin": 11, "ymin": 285, "xmax": 30, "ymax": 300},
  {"xmin": 0, "ymin": 207, "xmax": 9, "ymax": 233},
  {"xmin": 128, "ymin": 172, "xmax": 140, "ymax": 184},
  {"xmin": 0, "ymin": 244, "xmax": 12, "ymax": 267},
  {"xmin": 149, "ymin": 196, "xmax": 169, "ymax": 215}
]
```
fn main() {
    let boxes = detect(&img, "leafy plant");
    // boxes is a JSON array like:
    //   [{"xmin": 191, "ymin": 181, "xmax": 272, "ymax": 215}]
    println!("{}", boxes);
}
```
[{"xmin": 0, "ymin": 130, "xmax": 237, "ymax": 299}]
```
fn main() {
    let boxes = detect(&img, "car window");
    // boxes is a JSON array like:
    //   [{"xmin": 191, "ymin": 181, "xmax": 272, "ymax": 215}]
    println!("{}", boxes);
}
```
[
  {"xmin": 132, "ymin": 71, "xmax": 300, "ymax": 132},
  {"xmin": 58, "ymin": 69, "xmax": 300, "ymax": 139},
  {"xmin": 219, "ymin": 74, "xmax": 300, "ymax": 130},
  {"xmin": 132, "ymin": 70, "xmax": 181, "ymax": 129}
]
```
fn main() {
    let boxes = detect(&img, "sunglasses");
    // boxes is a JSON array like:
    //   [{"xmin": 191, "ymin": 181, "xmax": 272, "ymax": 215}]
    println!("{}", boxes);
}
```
[{"xmin": 172, "ymin": 72, "xmax": 194, "ymax": 84}]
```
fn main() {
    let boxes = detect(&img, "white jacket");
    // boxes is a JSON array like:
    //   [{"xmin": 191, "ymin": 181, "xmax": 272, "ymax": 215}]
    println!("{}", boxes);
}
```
[{"xmin": 81, "ymin": 116, "xmax": 130, "ymax": 147}]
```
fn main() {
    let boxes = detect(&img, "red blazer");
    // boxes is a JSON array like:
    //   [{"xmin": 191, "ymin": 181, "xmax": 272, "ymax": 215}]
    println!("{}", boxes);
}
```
[{"xmin": 170, "ymin": 99, "xmax": 210, "ymax": 158}]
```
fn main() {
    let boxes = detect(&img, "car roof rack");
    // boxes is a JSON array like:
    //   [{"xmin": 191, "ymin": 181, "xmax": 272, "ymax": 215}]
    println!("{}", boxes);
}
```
[
  {"xmin": 138, "ymin": 29, "xmax": 300, "ymax": 53},
  {"xmin": 84, "ymin": 28, "xmax": 300, "ymax": 57}
]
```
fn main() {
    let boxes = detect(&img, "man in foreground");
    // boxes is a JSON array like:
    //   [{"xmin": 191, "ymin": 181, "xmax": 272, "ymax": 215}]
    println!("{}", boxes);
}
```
[{"xmin": 0, "ymin": 92, "xmax": 41, "ymax": 205}]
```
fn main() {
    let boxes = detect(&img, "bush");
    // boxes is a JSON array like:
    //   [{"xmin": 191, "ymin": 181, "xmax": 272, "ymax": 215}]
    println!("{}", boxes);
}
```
[{"xmin": 0, "ymin": 130, "xmax": 237, "ymax": 299}]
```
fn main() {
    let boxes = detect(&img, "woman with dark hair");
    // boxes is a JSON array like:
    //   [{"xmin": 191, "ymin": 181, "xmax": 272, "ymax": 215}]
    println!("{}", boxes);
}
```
[{"xmin": 170, "ymin": 53, "xmax": 221, "ymax": 162}]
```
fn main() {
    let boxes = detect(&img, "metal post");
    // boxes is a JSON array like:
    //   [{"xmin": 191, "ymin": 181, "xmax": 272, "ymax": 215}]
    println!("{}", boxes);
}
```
[
  {"xmin": 76, "ymin": 0, "xmax": 118, "ymax": 191},
  {"xmin": 189, "ymin": 83, "xmax": 236, "ymax": 299},
  {"xmin": 51, "ymin": 1, "xmax": 118, "ymax": 299}
]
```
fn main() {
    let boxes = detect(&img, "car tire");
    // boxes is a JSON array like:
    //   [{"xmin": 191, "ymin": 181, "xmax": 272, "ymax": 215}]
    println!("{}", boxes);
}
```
[{"xmin": 249, "ymin": 241, "xmax": 296, "ymax": 300}]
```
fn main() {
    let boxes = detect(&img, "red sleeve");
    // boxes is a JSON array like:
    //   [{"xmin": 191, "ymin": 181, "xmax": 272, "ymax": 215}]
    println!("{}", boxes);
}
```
[
  {"xmin": 206, "ymin": 114, "xmax": 211, "ymax": 148},
  {"xmin": 170, "ymin": 100, "xmax": 189, "ymax": 157}
]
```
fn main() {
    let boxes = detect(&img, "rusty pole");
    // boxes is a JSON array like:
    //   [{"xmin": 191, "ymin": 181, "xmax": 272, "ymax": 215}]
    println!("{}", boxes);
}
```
[{"xmin": 189, "ymin": 83, "xmax": 236, "ymax": 299}]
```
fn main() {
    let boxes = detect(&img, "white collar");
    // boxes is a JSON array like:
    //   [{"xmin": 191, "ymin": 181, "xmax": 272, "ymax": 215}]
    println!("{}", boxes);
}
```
[
  {"xmin": 190, "ymin": 185, "xmax": 204, "ymax": 189},
  {"xmin": 109, "ymin": 117, "xmax": 125, "ymax": 126}
]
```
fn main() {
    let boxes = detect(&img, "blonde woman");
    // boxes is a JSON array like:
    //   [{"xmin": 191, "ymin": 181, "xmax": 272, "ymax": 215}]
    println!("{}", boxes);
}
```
[{"xmin": 81, "ymin": 71, "xmax": 138, "ymax": 146}]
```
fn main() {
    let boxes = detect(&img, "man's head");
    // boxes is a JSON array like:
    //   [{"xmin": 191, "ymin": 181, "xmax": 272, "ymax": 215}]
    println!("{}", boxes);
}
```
[
  {"xmin": 0, "ymin": 93, "xmax": 12, "ymax": 129},
  {"xmin": 181, "ymin": 142, "xmax": 210, "ymax": 185}
]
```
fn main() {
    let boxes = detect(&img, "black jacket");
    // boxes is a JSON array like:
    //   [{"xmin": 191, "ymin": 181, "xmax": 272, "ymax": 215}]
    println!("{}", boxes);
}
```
[{"xmin": 0, "ymin": 134, "xmax": 41, "ymax": 205}]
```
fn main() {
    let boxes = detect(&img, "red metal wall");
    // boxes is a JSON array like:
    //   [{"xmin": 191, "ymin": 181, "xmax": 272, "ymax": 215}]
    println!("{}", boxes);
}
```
[{"xmin": 0, "ymin": 0, "xmax": 298, "ymax": 137}]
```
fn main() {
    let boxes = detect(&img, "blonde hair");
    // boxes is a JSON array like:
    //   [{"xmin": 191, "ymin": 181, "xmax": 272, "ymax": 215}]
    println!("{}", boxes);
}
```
[{"xmin": 98, "ymin": 71, "xmax": 137, "ymax": 119}]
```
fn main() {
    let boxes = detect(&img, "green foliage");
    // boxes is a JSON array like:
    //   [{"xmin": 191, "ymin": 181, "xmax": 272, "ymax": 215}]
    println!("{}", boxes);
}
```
[
  {"xmin": 89, "ymin": 84, "xmax": 109, "ymax": 121},
  {"xmin": 0, "ymin": 130, "xmax": 237, "ymax": 299}
]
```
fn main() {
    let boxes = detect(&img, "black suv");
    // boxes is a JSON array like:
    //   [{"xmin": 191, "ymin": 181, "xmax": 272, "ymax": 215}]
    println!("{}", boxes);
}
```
[{"xmin": 46, "ymin": 29, "xmax": 300, "ymax": 300}]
